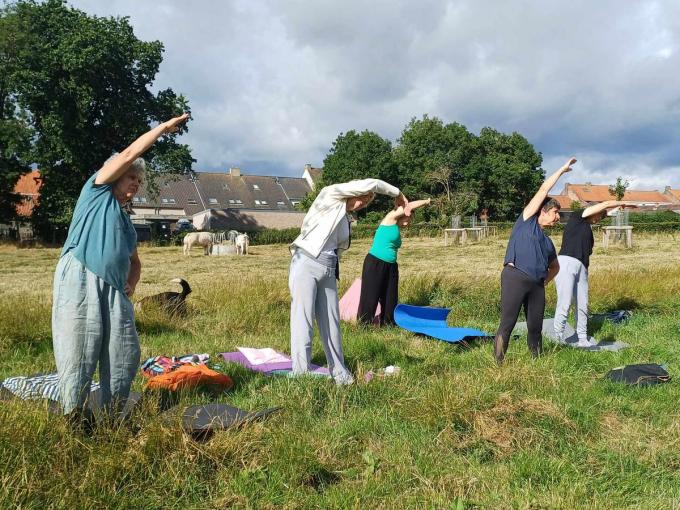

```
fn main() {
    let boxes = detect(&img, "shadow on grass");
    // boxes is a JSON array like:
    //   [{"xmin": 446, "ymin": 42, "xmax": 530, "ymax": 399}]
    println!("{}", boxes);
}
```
[{"xmin": 135, "ymin": 318, "xmax": 189, "ymax": 336}]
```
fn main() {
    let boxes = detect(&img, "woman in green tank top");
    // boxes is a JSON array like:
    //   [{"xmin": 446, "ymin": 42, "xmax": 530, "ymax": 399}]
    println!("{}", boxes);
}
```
[{"xmin": 357, "ymin": 199, "xmax": 431, "ymax": 325}]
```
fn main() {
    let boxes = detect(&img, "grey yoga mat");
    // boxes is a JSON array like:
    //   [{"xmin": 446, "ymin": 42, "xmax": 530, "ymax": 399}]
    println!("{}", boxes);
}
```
[{"xmin": 514, "ymin": 318, "xmax": 629, "ymax": 352}]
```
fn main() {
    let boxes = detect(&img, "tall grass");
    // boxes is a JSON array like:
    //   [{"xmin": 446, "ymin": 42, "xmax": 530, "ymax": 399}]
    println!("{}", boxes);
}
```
[{"xmin": 0, "ymin": 233, "xmax": 679, "ymax": 509}]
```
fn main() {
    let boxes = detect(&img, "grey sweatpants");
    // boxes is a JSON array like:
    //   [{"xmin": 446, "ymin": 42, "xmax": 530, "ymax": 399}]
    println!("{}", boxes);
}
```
[
  {"xmin": 289, "ymin": 250, "xmax": 353, "ymax": 385},
  {"xmin": 52, "ymin": 252, "xmax": 141, "ymax": 415},
  {"xmin": 553, "ymin": 255, "xmax": 589, "ymax": 342}
]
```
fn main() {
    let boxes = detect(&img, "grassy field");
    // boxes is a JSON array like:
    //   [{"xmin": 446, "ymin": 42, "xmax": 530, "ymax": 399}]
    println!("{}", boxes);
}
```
[{"xmin": 0, "ymin": 232, "xmax": 679, "ymax": 509}]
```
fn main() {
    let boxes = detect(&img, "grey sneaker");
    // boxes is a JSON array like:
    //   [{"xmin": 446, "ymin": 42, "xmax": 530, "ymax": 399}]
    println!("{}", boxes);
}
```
[{"xmin": 576, "ymin": 338, "xmax": 598, "ymax": 348}]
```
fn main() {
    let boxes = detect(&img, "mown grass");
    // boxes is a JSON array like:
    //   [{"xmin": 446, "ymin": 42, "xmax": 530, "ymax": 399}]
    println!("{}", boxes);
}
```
[{"xmin": 0, "ymin": 232, "xmax": 679, "ymax": 509}]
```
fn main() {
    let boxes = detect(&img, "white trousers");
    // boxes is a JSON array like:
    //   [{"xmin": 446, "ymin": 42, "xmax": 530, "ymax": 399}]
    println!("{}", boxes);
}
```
[
  {"xmin": 553, "ymin": 255, "xmax": 589, "ymax": 342},
  {"xmin": 289, "ymin": 251, "xmax": 353, "ymax": 384}
]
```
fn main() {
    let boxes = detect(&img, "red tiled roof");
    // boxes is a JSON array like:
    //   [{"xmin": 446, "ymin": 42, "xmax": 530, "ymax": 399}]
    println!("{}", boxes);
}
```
[
  {"xmin": 14, "ymin": 171, "xmax": 42, "ymax": 217},
  {"xmin": 565, "ymin": 183, "xmax": 672, "ymax": 203},
  {"xmin": 549, "ymin": 195, "xmax": 573, "ymax": 209},
  {"xmin": 666, "ymin": 188, "xmax": 680, "ymax": 201}
]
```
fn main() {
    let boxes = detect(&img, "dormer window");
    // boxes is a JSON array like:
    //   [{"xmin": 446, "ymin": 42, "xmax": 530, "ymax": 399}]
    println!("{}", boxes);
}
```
[{"xmin": 252, "ymin": 184, "xmax": 260, "ymax": 191}]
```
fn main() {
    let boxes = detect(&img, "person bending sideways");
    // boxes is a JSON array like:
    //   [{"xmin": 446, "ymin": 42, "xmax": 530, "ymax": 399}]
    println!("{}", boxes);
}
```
[
  {"xmin": 493, "ymin": 157, "xmax": 577, "ymax": 364},
  {"xmin": 553, "ymin": 200, "xmax": 637, "ymax": 347},
  {"xmin": 289, "ymin": 179, "xmax": 408, "ymax": 385},
  {"xmin": 357, "ymin": 198, "xmax": 431, "ymax": 326},
  {"xmin": 52, "ymin": 113, "xmax": 189, "ymax": 429}
]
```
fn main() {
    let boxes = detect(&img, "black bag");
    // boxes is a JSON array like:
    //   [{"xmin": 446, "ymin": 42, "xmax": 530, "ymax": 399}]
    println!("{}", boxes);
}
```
[{"xmin": 605, "ymin": 364, "xmax": 671, "ymax": 386}]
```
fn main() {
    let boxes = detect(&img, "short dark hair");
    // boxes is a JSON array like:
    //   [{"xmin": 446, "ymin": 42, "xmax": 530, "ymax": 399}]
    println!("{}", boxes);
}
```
[{"xmin": 541, "ymin": 197, "xmax": 561, "ymax": 212}]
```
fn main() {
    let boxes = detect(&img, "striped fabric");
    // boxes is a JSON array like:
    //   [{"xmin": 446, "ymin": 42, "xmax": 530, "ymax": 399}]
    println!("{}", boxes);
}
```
[{"xmin": 1, "ymin": 373, "xmax": 100, "ymax": 402}]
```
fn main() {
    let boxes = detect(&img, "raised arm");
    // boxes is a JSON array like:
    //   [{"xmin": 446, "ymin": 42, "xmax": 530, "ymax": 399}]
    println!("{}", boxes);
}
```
[
  {"xmin": 325, "ymin": 178, "xmax": 407, "ymax": 209},
  {"xmin": 95, "ymin": 113, "xmax": 190, "ymax": 185},
  {"xmin": 523, "ymin": 158, "xmax": 576, "ymax": 220},
  {"xmin": 582, "ymin": 200, "xmax": 637, "ymax": 218}
]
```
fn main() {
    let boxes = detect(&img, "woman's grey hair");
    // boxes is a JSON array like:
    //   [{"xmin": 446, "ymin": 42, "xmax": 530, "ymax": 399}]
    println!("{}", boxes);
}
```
[{"xmin": 104, "ymin": 153, "xmax": 146, "ymax": 179}]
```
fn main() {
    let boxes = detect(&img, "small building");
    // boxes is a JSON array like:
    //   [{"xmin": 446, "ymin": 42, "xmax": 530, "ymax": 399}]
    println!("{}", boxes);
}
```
[
  {"xmin": 561, "ymin": 183, "xmax": 675, "ymax": 210},
  {"xmin": 129, "ymin": 165, "xmax": 316, "ymax": 230},
  {"xmin": 302, "ymin": 164, "xmax": 323, "ymax": 189}
]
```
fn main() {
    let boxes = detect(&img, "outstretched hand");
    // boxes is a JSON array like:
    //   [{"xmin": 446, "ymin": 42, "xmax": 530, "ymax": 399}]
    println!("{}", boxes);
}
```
[
  {"xmin": 162, "ymin": 113, "xmax": 190, "ymax": 134},
  {"xmin": 561, "ymin": 157, "xmax": 577, "ymax": 173}
]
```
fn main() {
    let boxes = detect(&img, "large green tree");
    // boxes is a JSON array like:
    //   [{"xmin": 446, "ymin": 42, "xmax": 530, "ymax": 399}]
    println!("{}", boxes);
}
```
[
  {"xmin": 321, "ymin": 129, "xmax": 396, "ymax": 185},
  {"xmin": 315, "ymin": 114, "xmax": 545, "ymax": 220},
  {"xmin": 476, "ymin": 128, "xmax": 544, "ymax": 219},
  {"xmin": 393, "ymin": 115, "xmax": 477, "ymax": 198},
  {"xmin": 0, "ymin": 0, "xmax": 193, "ymax": 238},
  {"xmin": 318, "ymin": 129, "xmax": 396, "ymax": 214}
]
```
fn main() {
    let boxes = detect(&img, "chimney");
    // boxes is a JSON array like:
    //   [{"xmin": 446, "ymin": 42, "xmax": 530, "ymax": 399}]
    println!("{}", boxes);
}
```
[
  {"xmin": 229, "ymin": 167, "xmax": 241, "ymax": 177},
  {"xmin": 583, "ymin": 182, "xmax": 592, "ymax": 191},
  {"xmin": 665, "ymin": 186, "xmax": 672, "ymax": 193},
  {"xmin": 304, "ymin": 164, "xmax": 311, "ymax": 173}
]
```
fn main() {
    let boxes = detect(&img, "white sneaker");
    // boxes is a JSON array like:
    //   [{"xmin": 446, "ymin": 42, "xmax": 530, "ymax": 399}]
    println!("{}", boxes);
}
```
[{"xmin": 576, "ymin": 339, "xmax": 597, "ymax": 348}]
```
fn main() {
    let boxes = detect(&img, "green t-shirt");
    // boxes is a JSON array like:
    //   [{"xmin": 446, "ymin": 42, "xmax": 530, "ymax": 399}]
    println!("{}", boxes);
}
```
[
  {"xmin": 368, "ymin": 224, "xmax": 402, "ymax": 263},
  {"xmin": 60, "ymin": 173, "xmax": 137, "ymax": 292}
]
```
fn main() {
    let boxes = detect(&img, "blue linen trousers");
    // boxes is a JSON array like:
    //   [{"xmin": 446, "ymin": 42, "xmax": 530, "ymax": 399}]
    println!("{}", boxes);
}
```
[{"xmin": 52, "ymin": 252, "xmax": 140, "ymax": 415}]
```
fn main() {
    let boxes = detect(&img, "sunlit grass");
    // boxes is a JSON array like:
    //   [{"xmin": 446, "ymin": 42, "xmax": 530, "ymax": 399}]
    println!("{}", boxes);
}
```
[{"xmin": 0, "ymin": 232, "xmax": 678, "ymax": 508}]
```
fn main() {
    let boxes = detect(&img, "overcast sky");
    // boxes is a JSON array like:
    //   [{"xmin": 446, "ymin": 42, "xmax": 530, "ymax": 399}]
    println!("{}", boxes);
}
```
[{"xmin": 70, "ymin": 0, "xmax": 680, "ymax": 190}]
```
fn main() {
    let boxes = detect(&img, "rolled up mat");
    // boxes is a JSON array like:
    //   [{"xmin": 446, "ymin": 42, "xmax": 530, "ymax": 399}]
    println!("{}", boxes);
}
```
[{"xmin": 394, "ymin": 304, "xmax": 489, "ymax": 343}]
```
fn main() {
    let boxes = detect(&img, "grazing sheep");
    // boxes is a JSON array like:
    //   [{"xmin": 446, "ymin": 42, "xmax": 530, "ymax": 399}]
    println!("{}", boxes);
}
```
[
  {"xmin": 135, "ymin": 278, "xmax": 192, "ymax": 316},
  {"xmin": 183, "ymin": 232, "xmax": 213, "ymax": 256},
  {"xmin": 235, "ymin": 233, "xmax": 249, "ymax": 255}
]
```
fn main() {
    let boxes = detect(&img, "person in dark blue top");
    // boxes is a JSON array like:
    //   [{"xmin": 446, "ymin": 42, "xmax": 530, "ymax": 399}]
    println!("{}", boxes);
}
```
[
  {"xmin": 52, "ymin": 113, "xmax": 189, "ymax": 430},
  {"xmin": 493, "ymin": 157, "xmax": 576, "ymax": 364}
]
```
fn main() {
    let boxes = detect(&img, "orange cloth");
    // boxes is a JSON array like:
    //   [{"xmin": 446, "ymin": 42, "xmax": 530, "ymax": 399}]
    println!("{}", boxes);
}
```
[{"xmin": 145, "ymin": 364, "xmax": 234, "ymax": 392}]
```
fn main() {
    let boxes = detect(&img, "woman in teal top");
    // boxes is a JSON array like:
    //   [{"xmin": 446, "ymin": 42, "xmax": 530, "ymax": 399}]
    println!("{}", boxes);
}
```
[
  {"xmin": 52, "ymin": 113, "xmax": 189, "ymax": 430},
  {"xmin": 358, "ymin": 198, "xmax": 431, "ymax": 325}
]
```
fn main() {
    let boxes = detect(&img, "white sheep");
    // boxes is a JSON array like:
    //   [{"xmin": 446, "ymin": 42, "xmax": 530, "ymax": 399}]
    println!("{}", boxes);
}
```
[
  {"xmin": 235, "ymin": 233, "xmax": 249, "ymax": 255},
  {"xmin": 183, "ymin": 232, "xmax": 213, "ymax": 256}
]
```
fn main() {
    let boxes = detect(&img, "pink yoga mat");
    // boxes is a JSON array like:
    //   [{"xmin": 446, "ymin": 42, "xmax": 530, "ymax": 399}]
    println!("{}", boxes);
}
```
[
  {"xmin": 221, "ymin": 351, "xmax": 330, "ymax": 375},
  {"xmin": 339, "ymin": 278, "xmax": 380, "ymax": 323}
]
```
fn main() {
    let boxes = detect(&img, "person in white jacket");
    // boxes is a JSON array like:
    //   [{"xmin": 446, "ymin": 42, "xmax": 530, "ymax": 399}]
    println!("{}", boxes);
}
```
[{"xmin": 289, "ymin": 179, "xmax": 408, "ymax": 385}]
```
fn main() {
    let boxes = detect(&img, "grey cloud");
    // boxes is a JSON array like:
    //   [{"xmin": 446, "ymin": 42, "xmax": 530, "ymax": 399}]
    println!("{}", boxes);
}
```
[{"xmin": 68, "ymin": 0, "xmax": 680, "ymax": 187}]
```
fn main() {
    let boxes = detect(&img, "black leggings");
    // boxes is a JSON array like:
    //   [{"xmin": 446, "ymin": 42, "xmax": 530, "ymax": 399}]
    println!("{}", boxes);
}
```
[
  {"xmin": 357, "ymin": 253, "xmax": 399, "ymax": 325},
  {"xmin": 494, "ymin": 265, "xmax": 545, "ymax": 362}
]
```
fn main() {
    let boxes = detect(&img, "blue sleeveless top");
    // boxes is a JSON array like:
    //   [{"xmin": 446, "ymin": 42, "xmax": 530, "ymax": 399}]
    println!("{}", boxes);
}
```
[
  {"xmin": 60, "ymin": 173, "xmax": 137, "ymax": 292},
  {"xmin": 504, "ymin": 213, "xmax": 557, "ymax": 282}
]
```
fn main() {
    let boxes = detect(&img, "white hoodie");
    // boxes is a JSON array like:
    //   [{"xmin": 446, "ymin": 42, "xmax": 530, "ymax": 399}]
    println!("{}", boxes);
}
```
[{"xmin": 290, "ymin": 178, "xmax": 400, "ymax": 258}]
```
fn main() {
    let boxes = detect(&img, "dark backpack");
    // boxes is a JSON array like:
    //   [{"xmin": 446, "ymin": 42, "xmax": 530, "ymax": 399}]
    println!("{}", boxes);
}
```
[{"xmin": 605, "ymin": 364, "xmax": 671, "ymax": 386}]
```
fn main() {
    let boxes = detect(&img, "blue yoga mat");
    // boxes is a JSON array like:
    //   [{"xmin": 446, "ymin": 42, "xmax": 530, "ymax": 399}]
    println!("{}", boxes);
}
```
[{"xmin": 394, "ymin": 304, "xmax": 490, "ymax": 343}]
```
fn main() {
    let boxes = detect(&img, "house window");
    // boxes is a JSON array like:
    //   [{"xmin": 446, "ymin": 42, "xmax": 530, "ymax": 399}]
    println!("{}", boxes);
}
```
[
  {"xmin": 235, "ymin": 199, "xmax": 243, "ymax": 204},
  {"xmin": 223, "ymin": 184, "xmax": 230, "ymax": 191},
  {"xmin": 228, "ymin": 199, "xmax": 235, "ymax": 204},
  {"xmin": 208, "ymin": 198, "xmax": 218, "ymax": 204},
  {"xmin": 139, "ymin": 197, "xmax": 148, "ymax": 203},
  {"xmin": 291, "ymin": 200, "xmax": 300, "ymax": 206},
  {"xmin": 187, "ymin": 199, "xmax": 197, "ymax": 205},
  {"xmin": 254, "ymin": 200, "xmax": 261, "ymax": 205},
  {"xmin": 260, "ymin": 200, "xmax": 268, "ymax": 205},
  {"xmin": 252, "ymin": 184, "xmax": 260, "ymax": 190},
  {"xmin": 161, "ymin": 198, "xmax": 169, "ymax": 203},
  {"xmin": 167, "ymin": 198, "xmax": 176, "ymax": 204},
  {"xmin": 133, "ymin": 197, "xmax": 141, "ymax": 203}
]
